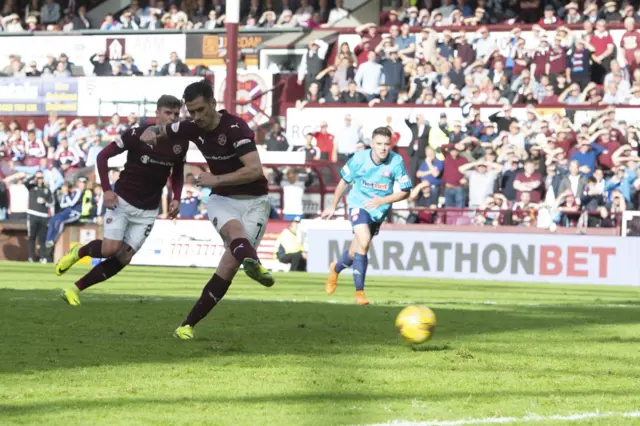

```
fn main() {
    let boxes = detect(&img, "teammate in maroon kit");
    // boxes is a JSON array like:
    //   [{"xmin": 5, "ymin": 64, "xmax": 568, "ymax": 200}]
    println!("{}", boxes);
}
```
[
  {"xmin": 57, "ymin": 95, "xmax": 189, "ymax": 306},
  {"xmin": 140, "ymin": 79, "xmax": 273, "ymax": 340}
]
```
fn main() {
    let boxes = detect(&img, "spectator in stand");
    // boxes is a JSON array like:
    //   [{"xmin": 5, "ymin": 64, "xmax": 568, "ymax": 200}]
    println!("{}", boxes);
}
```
[
  {"xmin": 297, "ymin": 40, "xmax": 329, "ymax": 91},
  {"xmin": 72, "ymin": 6, "xmax": 92, "ymax": 30},
  {"xmin": 605, "ymin": 164, "xmax": 637, "ymax": 204},
  {"xmin": 40, "ymin": 0, "xmax": 61, "ymax": 25},
  {"xmin": 45, "ymin": 178, "xmax": 84, "ymax": 247},
  {"xmin": 416, "ymin": 146, "xmax": 443, "ymax": 206},
  {"xmin": 179, "ymin": 188, "xmax": 202, "ymax": 219},
  {"xmin": 25, "ymin": 130, "xmax": 46, "ymax": 159},
  {"xmin": 161, "ymin": 52, "xmax": 189, "ymax": 76},
  {"xmin": 333, "ymin": 114, "xmax": 362, "ymax": 162},
  {"xmin": 276, "ymin": 168, "xmax": 314, "ymax": 220},
  {"xmin": 312, "ymin": 121, "xmax": 335, "ymax": 162},
  {"xmin": 459, "ymin": 159, "xmax": 502, "ymax": 209},
  {"xmin": 265, "ymin": 122, "xmax": 289, "ymax": 152},
  {"xmin": 341, "ymin": 80, "xmax": 366, "ymax": 103},
  {"xmin": 100, "ymin": 14, "xmax": 121, "ymax": 30},
  {"xmin": 441, "ymin": 144, "xmax": 468, "ymax": 208},
  {"xmin": 355, "ymin": 51, "xmax": 384, "ymax": 100},
  {"xmin": 327, "ymin": 0, "xmax": 348, "ymax": 25},
  {"xmin": 570, "ymin": 138, "xmax": 604, "ymax": 176},
  {"xmin": 405, "ymin": 112, "xmax": 430, "ymax": 183},
  {"xmin": 102, "ymin": 114, "xmax": 127, "ymax": 140},
  {"xmin": 296, "ymin": 81, "xmax": 322, "ymax": 108},
  {"xmin": 297, "ymin": 133, "xmax": 321, "ymax": 161},
  {"xmin": 512, "ymin": 191, "xmax": 538, "ymax": 227},
  {"xmin": 514, "ymin": 160, "xmax": 543, "ymax": 203},
  {"xmin": 3, "ymin": 172, "xmax": 28, "ymax": 219}
]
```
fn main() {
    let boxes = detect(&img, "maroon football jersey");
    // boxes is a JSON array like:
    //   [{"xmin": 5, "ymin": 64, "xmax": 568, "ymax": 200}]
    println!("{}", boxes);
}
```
[
  {"xmin": 165, "ymin": 110, "xmax": 268, "ymax": 197},
  {"xmin": 115, "ymin": 125, "xmax": 190, "ymax": 210}
]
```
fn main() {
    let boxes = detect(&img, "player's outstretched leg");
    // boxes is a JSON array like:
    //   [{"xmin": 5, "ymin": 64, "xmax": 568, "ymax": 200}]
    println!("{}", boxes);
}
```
[
  {"xmin": 352, "ymin": 253, "xmax": 369, "ymax": 305},
  {"xmin": 174, "ymin": 273, "xmax": 232, "ymax": 340},
  {"xmin": 230, "ymin": 238, "xmax": 274, "ymax": 287},
  {"xmin": 326, "ymin": 250, "xmax": 353, "ymax": 295},
  {"xmin": 59, "ymin": 240, "xmax": 126, "ymax": 306}
]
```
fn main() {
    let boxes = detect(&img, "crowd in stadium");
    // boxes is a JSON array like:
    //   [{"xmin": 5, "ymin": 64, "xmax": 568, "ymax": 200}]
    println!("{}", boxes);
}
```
[{"xmin": 2, "ymin": 0, "xmax": 640, "ymax": 234}]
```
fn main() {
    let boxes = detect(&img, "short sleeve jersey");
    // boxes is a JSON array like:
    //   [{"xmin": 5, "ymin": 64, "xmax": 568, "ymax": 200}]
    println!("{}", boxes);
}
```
[{"xmin": 341, "ymin": 150, "xmax": 412, "ymax": 222}]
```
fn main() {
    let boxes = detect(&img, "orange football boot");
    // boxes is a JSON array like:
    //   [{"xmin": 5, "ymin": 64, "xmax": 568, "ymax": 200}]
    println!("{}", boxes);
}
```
[
  {"xmin": 355, "ymin": 290, "xmax": 369, "ymax": 305},
  {"xmin": 325, "ymin": 262, "xmax": 338, "ymax": 295}
]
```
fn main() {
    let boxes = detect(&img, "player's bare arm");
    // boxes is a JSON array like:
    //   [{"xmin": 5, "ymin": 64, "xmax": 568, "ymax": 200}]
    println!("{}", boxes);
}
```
[
  {"xmin": 198, "ymin": 151, "xmax": 264, "ymax": 187},
  {"xmin": 363, "ymin": 190, "xmax": 410, "ymax": 209},
  {"xmin": 168, "ymin": 160, "xmax": 185, "ymax": 218},
  {"xmin": 139, "ymin": 125, "xmax": 168, "ymax": 147},
  {"xmin": 321, "ymin": 179, "xmax": 349, "ymax": 219},
  {"xmin": 96, "ymin": 140, "xmax": 126, "ymax": 208}
]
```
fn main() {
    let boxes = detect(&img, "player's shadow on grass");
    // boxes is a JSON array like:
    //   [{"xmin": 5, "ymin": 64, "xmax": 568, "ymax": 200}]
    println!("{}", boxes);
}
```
[{"xmin": 0, "ymin": 289, "xmax": 639, "ymax": 375}]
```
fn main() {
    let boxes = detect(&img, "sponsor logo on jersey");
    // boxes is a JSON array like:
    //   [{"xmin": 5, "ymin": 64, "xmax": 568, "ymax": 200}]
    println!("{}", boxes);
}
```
[
  {"xmin": 173, "ymin": 144, "xmax": 182, "ymax": 155},
  {"xmin": 233, "ymin": 138, "xmax": 251, "ymax": 149},
  {"xmin": 399, "ymin": 175, "xmax": 410, "ymax": 183},
  {"xmin": 362, "ymin": 181, "xmax": 389, "ymax": 191},
  {"xmin": 140, "ymin": 155, "xmax": 174, "ymax": 166},
  {"xmin": 203, "ymin": 153, "xmax": 236, "ymax": 161},
  {"xmin": 218, "ymin": 134, "xmax": 227, "ymax": 146}
]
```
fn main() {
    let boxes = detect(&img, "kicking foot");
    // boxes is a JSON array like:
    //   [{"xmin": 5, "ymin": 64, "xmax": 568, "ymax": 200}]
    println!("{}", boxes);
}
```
[
  {"xmin": 355, "ymin": 290, "xmax": 369, "ymax": 306},
  {"xmin": 60, "ymin": 287, "xmax": 81, "ymax": 306},
  {"xmin": 242, "ymin": 258, "xmax": 275, "ymax": 287},
  {"xmin": 325, "ymin": 262, "xmax": 338, "ymax": 295},
  {"xmin": 174, "ymin": 325, "xmax": 194, "ymax": 340},
  {"xmin": 55, "ymin": 244, "xmax": 82, "ymax": 276}
]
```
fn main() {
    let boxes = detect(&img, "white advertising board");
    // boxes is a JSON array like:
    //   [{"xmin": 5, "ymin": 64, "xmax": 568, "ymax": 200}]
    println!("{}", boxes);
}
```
[
  {"xmin": 131, "ymin": 219, "xmax": 287, "ymax": 271},
  {"xmin": 306, "ymin": 226, "xmax": 640, "ymax": 286},
  {"xmin": 286, "ymin": 106, "xmax": 638, "ymax": 148}
]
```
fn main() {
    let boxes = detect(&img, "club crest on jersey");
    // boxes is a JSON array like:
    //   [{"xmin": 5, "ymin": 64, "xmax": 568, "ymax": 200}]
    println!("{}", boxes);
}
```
[
  {"xmin": 382, "ymin": 169, "xmax": 391, "ymax": 177},
  {"xmin": 218, "ymin": 134, "xmax": 227, "ymax": 146},
  {"xmin": 106, "ymin": 218, "xmax": 113, "ymax": 224},
  {"xmin": 173, "ymin": 144, "xmax": 182, "ymax": 155},
  {"xmin": 141, "ymin": 155, "xmax": 150, "ymax": 164},
  {"xmin": 212, "ymin": 217, "xmax": 218, "ymax": 227}
]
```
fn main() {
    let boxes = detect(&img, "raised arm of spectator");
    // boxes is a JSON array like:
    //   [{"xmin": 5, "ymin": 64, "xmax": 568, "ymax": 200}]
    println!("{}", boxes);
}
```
[
  {"xmin": 355, "ymin": 22, "xmax": 375, "ymax": 35},
  {"xmin": 408, "ymin": 181, "xmax": 429, "ymax": 203},
  {"xmin": 458, "ymin": 161, "xmax": 478, "ymax": 175}
]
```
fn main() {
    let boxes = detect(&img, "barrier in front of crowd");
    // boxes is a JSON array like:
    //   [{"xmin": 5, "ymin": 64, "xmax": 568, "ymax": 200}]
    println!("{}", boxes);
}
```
[
  {"xmin": 301, "ymin": 219, "xmax": 640, "ymax": 286},
  {"xmin": 285, "ymin": 105, "xmax": 640, "ymax": 147}
]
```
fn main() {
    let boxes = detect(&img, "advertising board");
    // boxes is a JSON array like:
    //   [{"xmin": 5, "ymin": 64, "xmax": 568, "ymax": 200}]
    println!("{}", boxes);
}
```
[{"xmin": 0, "ymin": 78, "xmax": 78, "ymax": 115}]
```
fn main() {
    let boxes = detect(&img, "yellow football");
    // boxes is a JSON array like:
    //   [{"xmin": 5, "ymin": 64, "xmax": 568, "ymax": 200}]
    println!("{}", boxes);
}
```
[{"xmin": 395, "ymin": 305, "xmax": 436, "ymax": 345}]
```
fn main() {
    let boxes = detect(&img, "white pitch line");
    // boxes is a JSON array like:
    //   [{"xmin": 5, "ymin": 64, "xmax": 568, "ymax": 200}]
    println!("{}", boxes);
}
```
[{"xmin": 364, "ymin": 410, "xmax": 640, "ymax": 426}]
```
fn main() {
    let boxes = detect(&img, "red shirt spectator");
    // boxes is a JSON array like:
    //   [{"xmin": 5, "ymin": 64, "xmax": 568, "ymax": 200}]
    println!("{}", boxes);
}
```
[
  {"xmin": 441, "ymin": 145, "xmax": 468, "ymax": 187},
  {"xmin": 597, "ymin": 136, "xmax": 620, "ymax": 170},
  {"xmin": 590, "ymin": 26, "xmax": 615, "ymax": 57},
  {"xmin": 26, "ymin": 138, "xmax": 46, "ymax": 158},
  {"xmin": 548, "ymin": 44, "xmax": 567, "ymax": 75},
  {"xmin": 532, "ymin": 47, "xmax": 549, "ymax": 79},
  {"xmin": 514, "ymin": 161, "xmax": 542, "ymax": 202},
  {"xmin": 313, "ymin": 122, "xmax": 335, "ymax": 161},
  {"xmin": 620, "ymin": 18, "xmax": 640, "ymax": 67}
]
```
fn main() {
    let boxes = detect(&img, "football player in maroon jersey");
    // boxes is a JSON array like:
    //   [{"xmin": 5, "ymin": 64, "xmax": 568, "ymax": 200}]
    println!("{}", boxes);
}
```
[
  {"xmin": 140, "ymin": 79, "xmax": 273, "ymax": 340},
  {"xmin": 57, "ymin": 95, "xmax": 189, "ymax": 306}
]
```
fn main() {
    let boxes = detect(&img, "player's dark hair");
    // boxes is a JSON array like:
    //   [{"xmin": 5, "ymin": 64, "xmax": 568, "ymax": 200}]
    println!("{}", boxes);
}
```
[
  {"xmin": 156, "ymin": 94, "xmax": 182, "ymax": 110},
  {"xmin": 372, "ymin": 126, "xmax": 393, "ymax": 139},
  {"xmin": 183, "ymin": 78, "xmax": 215, "ymax": 103}
]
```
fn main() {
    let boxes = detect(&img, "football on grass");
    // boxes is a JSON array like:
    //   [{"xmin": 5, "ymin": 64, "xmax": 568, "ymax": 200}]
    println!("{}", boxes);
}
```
[{"xmin": 395, "ymin": 305, "xmax": 436, "ymax": 345}]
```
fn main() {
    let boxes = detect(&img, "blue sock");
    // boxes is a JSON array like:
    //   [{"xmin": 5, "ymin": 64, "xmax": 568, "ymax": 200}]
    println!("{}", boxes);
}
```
[
  {"xmin": 352, "ymin": 253, "xmax": 368, "ymax": 291},
  {"xmin": 334, "ymin": 250, "xmax": 353, "ymax": 274}
]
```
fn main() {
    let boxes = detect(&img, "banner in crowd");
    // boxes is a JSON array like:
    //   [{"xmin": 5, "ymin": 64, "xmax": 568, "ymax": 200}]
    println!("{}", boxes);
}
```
[
  {"xmin": 185, "ymin": 32, "xmax": 278, "ymax": 67},
  {"xmin": 286, "ymin": 106, "xmax": 638, "ymax": 147},
  {"xmin": 338, "ymin": 28, "xmax": 630, "ymax": 67},
  {"xmin": 0, "ymin": 78, "xmax": 78, "ymax": 115},
  {"xmin": 305, "ymin": 224, "xmax": 640, "ymax": 286},
  {"xmin": 213, "ymin": 70, "xmax": 274, "ymax": 125},
  {"xmin": 0, "ymin": 34, "xmax": 186, "ymax": 80},
  {"xmin": 130, "ymin": 219, "xmax": 289, "ymax": 270}
]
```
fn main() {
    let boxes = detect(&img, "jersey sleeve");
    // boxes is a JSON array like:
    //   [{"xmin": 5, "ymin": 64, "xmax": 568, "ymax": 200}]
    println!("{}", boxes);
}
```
[
  {"xmin": 166, "ymin": 120, "xmax": 202, "ymax": 141},
  {"xmin": 231, "ymin": 118, "xmax": 257, "ymax": 157},
  {"xmin": 393, "ymin": 158, "xmax": 413, "ymax": 191},
  {"xmin": 340, "ymin": 155, "xmax": 356, "ymax": 184},
  {"xmin": 114, "ymin": 128, "xmax": 138, "ymax": 150}
]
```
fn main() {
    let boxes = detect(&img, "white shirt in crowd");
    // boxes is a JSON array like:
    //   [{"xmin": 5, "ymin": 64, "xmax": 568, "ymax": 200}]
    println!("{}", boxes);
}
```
[
  {"xmin": 466, "ymin": 170, "xmax": 498, "ymax": 207},
  {"xmin": 335, "ymin": 123, "xmax": 362, "ymax": 155},
  {"xmin": 9, "ymin": 183, "xmax": 28, "ymax": 214},
  {"xmin": 281, "ymin": 180, "xmax": 305, "ymax": 216}
]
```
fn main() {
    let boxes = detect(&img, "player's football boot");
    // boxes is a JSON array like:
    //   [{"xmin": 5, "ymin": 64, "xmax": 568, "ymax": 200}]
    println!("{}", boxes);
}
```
[
  {"xmin": 242, "ymin": 258, "xmax": 275, "ymax": 287},
  {"xmin": 355, "ymin": 290, "xmax": 369, "ymax": 306},
  {"xmin": 174, "ymin": 325, "xmax": 194, "ymax": 340},
  {"xmin": 325, "ymin": 262, "xmax": 338, "ymax": 295},
  {"xmin": 55, "ymin": 244, "xmax": 82, "ymax": 276},
  {"xmin": 60, "ymin": 286, "xmax": 81, "ymax": 306}
]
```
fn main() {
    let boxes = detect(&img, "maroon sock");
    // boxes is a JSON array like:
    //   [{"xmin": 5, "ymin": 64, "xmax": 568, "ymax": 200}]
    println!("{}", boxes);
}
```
[
  {"xmin": 183, "ymin": 274, "xmax": 232, "ymax": 327},
  {"xmin": 78, "ymin": 240, "xmax": 103, "ymax": 258},
  {"xmin": 229, "ymin": 238, "xmax": 258, "ymax": 264},
  {"xmin": 75, "ymin": 257, "xmax": 125, "ymax": 291}
]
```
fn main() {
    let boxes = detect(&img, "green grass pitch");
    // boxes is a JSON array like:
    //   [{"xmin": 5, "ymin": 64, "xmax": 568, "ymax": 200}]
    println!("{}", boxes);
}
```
[{"xmin": 1, "ymin": 261, "xmax": 640, "ymax": 425}]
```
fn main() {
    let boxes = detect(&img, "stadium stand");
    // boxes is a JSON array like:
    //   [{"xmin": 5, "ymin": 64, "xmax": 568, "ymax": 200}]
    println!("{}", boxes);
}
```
[{"xmin": 1, "ymin": 0, "xmax": 640, "ymax": 239}]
